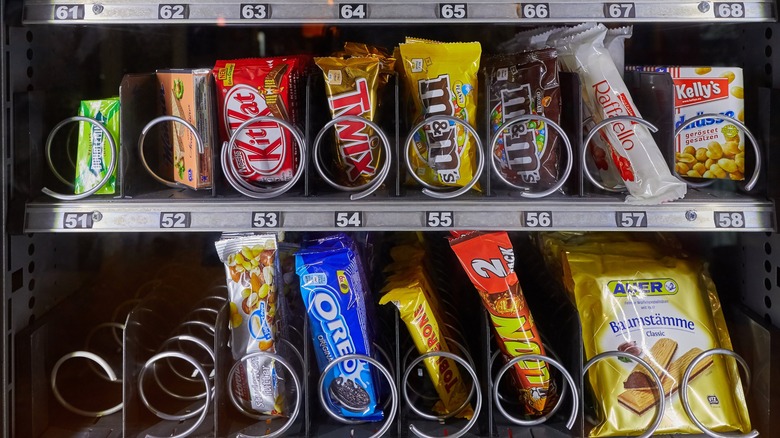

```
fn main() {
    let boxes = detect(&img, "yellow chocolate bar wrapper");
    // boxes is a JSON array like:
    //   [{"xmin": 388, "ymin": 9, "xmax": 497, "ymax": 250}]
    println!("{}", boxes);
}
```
[
  {"xmin": 399, "ymin": 40, "xmax": 481, "ymax": 190},
  {"xmin": 563, "ymin": 250, "xmax": 751, "ymax": 436},
  {"xmin": 315, "ymin": 56, "xmax": 382, "ymax": 187},
  {"xmin": 380, "ymin": 286, "xmax": 473, "ymax": 419}
]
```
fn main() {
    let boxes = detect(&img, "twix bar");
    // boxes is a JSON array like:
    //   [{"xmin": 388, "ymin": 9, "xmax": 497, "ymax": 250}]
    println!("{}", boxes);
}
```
[
  {"xmin": 315, "ymin": 56, "xmax": 382, "ymax": 186},
  {"xmin": 448, "ymin": 231, "xmax": 554, "ymax": 415}
]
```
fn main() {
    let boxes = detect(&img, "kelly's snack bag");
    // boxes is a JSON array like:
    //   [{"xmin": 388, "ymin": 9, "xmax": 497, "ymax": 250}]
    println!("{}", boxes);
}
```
[
  {"xmin": 555, "ymin": 23, "xmax": 686, "ymax": 204},
  {"xmin": 296, "ymin": 237, "xmax": 382, "ymax": 421},
  {"xmin": 449, "ymin": 231, "xmax": 553, "ymax": 416},
  {"xmin": 399, "ymin": 40, "xmax": 481, "ymax": 190},
  {"xmin": 563, "ymin": 247, "xmax": 751, "ymax": 436},
  {"xmin": 486, "ymin": 48, "xmax": 562, "ymax": 190},
  {"xmin": 75, "ymin": 97, "xmax": 120, "ymax": 195},
  {"xmin": 213, "ymin": 57, "xmax": 307, "ymax": 184},
  {"xmin": 215, "ymin": 234, "xmax": 285, "ymax": 416},
  {"xmin": 627, "ymin": 66, "xmax": 745, "ymax": 181},
  {"xmin": 315, "ymin": 56, "xmax": 382, "ymax": 187}
]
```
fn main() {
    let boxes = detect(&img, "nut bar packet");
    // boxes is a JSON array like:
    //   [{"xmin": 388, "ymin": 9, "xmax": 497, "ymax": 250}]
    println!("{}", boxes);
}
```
[
  {"xmin": 448, "ymin": 231, "xmax": 554, "ymax": 416},
  {"xmin": 315, "ymin": 56, "xmax": 383, "ymax": 187},
  {"xmin": 486, "ymin": 48, "xmax": 562, "ymax": 190},
  {"xmin": 555, "ymin": 24, "xmax": 687, "ymax": 204},
  {"xmin": 213, "ymin": 57, "xmax": 308, "ymax": 184},
  {"xmin": 295, "ymin": 241, "xmax": 382, "ymax": 421},
  {"xmin": 75, "ymin": 97, "xmax": 120, "ymax": 195},
  {"xmin": 399, "ymin": 40, "xmax": 481, "ymax": 190},
  {"xmin": 562, "ymin": 247, "xmax": 751, "ymax": 436},
  {"xmin": 380, "ymin": 285, "xmax": 474, "ymax": 419},
  {"xmin": 215, "ymin": 234, "xmax": 285, "ymax": 416}
]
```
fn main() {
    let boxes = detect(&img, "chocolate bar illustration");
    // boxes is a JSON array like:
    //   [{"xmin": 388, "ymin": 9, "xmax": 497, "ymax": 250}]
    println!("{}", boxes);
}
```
[
  {"xmin": 618, "ymin": 347, "xmax": 714, "ymax": 415},
  {"xmin": 624, "ymin": 338, "xmax": 678, "ymax": 389}
]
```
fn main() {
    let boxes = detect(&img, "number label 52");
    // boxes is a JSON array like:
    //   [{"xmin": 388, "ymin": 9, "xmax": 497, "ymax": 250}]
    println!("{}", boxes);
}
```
[{"xmin": 160, "ymin": 212, "xmax": 191, "ymax": 228}]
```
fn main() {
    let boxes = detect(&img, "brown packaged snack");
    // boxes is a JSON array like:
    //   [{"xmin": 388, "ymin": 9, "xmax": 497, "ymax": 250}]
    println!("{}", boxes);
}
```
[
  {"xmin": 315, "ymin": 56, "xmax": 383, "ymax": 186},
  {"xmin": 486, "ymin": 48, "xmax": 561, "ymax": 190}
]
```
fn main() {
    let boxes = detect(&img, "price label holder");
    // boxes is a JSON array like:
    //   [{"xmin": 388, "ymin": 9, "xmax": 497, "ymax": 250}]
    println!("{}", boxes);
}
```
[
  {"xmin": 239, "ymin": 3, "xmax": 270, "ymax": 19},
  {"xmin": 714, "ymin": 2, "xmax": 746, "ymax": 18},
  {"xmin": 252, "ymin": 212, "xmax": 280, "ymax": 228},
  {"xmin": 335, "ymin": 211, "xmax": 363, "ymax": 228},
  {"xmin": 603, "ymin": 2, "xmax": 635, "ymax": 18},
  {"xmin": 426, "ymin": 211, "xmax": 454, "ymax": 228},
  {"xmin": 160, "ymin": 212, "xmax": 192, "ymax": 229},
  {"xmin": 518, "ymin": 3, "xmax": 550, "ymax": 19},
  {"xmin": 158, "ymin": 4, "xmax": 189, "ymax": 20},
  {"xmin": 523, "ymin": 211, "xmax": 553, "ymax": 228},
  {"xmin": 714, "ymin": 211, "xmax": 746, "ymax": 228},
  {"xmin": 615, "ymin": 211, "xmax": 648, "ymax": 228},
  {"xmin": 63, "ymin": 212, "xmax": 93, "ymax": 229},
  {"xmin": 439, "ymin": 3, "xmax": 467, "ymax": 19},
  {"xmin": 339, "ymin": 3, "xmax": 367, "ymax": 19},
  {"xmin": 53, "ymin": 4, "xmax": 85, "ymax": 20}
]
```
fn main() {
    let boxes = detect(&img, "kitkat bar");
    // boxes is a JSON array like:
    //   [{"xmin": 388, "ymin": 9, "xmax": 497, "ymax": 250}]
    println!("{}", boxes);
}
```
[
  {"xmin": 213, "ymin": 57, "xmax": 308, "ymax": 184},
  {"xmin": 448, "ymin": 231, "xmax": 554, "ymax": 416}
]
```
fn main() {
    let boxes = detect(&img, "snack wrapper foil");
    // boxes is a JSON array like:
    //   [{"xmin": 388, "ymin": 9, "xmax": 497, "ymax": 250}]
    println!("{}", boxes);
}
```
[
  {"xmin": 295, "ymin": 239, "xmax": 382, "ymax": 421},
  {"xmin": 315, "ymin": 56, "xmax": 382, "ymax": 186},
  {"xmin": 213, "ymin": 56, "xmax": 307, "ymax": 184},
  {"xmin": 75, "ymin": 97, "xmax": 120, "ymax": 195},
  {"xmin": 449, "ymin": 231, "xmax": 553, "ymax": 415},
  {"xmin": 563, "ymin": 248, "xmax": 751, "ymax": 436},
  {"xmin": 555, "ymin": 24, "xmax": 686, "ymax": 204},
  {"xmin": 380, "ymin": 285, "xmax": 474, "ymax": 419},
  {"xmin": 399, "ymin": 40, "xmax": 481, "ymax": 189},
  {"xmin": 215, "ymin": 234, "xmax": 285, "ymax": 415},
  {"xmin": 486, "ymin": 48, "xmax": 562, "ymax": 190}
]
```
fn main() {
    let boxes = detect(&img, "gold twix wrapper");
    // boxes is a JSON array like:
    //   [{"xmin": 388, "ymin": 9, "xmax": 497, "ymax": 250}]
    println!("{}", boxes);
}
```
[{"xmin": 315, "ymin": 56, "xmax": 382, "ymax": 186}]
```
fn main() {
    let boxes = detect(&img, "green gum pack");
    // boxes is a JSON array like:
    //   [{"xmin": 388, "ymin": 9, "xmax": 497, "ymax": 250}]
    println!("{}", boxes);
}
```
[{"xmin": 74, "ymin": 97, "xmax": 120, "ymax": 195}]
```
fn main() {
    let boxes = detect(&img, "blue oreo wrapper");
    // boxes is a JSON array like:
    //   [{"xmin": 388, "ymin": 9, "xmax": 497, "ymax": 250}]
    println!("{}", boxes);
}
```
[{"xmin": 296, "ymin": 243, "xmax": 382, "ymax": 421}]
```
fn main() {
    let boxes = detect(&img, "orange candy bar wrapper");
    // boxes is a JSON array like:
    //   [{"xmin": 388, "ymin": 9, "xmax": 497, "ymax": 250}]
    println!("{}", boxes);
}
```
[{"xmin": 448, "ymin": 231, "xmax": 554, "ymax": 415}]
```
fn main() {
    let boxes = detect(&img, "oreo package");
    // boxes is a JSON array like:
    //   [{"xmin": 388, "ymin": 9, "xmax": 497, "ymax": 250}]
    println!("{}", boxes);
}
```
[{"xmin": 295, "ymin": 239, "xmax": 382, "ymax": 421}]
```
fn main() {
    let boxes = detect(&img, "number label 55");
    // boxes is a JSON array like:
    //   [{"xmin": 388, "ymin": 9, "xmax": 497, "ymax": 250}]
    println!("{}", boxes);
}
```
[{"xmin": 426, "ymin": 211, "xmax": 453, "ymax": 227}]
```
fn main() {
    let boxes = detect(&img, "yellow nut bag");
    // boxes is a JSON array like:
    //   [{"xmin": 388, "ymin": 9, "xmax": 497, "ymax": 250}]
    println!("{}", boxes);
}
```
[
  {"xmin": 380, "ymin": 285, "xmax": 474, "ymax": 419},
  {"xmin": 563, "ymin": 250, "xmax": 751, "ymax": 436},
  {"xmin": 399, "ymin": 40, "xmax": 481, "ymax": 190}
]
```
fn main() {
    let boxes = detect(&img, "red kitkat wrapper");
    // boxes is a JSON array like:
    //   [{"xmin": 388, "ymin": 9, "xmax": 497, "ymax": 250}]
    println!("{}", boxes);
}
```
[
  {"xmin": 448, "ymin": 231, "xmax": 555, "ymax": 416},
  {"xmin": 213, "ymin": 56, "xmax": 308, "ymax": 183}
]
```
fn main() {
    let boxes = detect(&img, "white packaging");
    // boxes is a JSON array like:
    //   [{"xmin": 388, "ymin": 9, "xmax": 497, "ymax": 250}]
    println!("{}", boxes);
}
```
[{"xmin": 556, "ymin": 24, "xmax": 687, "ymax": 204}]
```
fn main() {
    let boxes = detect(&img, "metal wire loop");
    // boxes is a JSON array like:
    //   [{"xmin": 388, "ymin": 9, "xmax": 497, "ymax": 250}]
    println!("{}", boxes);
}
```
[
  {"xmin": 405, "ymin": 351, "xmax": 482, "ymax": 438},
  {"xmin": 403, "ymin": 115, "xmax": 485, "ymax": 199},
  {"xmin": 43, "ymin": 116, "xmax": 118, "ymax": 201},
  {"xmin": 490, "ymin": 115, "xmax": 574, "ymax": 198},
  {"xmin": 50, "ymin": 351, "xmax": 123, "ymax": 418},
  {"xmin": 226, "ymin": 351, "xmax": 303, "ymax": 438},
  {"xmin": 673, "ymin": 113, "xmax": 761, "ymax": 191},
  {"xmin": 402, "ymin": 343, "xmax": 477, "ymax": 421},
  {"xmin": 583, "ymin": 351, "xmax": 664, "ymax": 438},
  {"xmin": 316, "ymin": 353, "xmax": 398, "ymax": 437},
  {"xmin": 679, "ymin": 348, "xmax": 758, "ymax": 438},
  {"xmin": 312, "ymin": 115, "xmax": 393, "ymax": 200},
  {"xmin": 492, "ymin": 353, "xmax": 577, "ymax": 429},
  {"xmin": 489, "ymin": 342, "xmax": 568, "ymax": 409},
  {"xmin": 159, "ymin": 333, "xmax": 216, "ymax": 387},
  {"xmin": 222, "ymin": 116, "xmax": 306, "ymax": 199},
  {"xmin": 84, "ymin": 322, "xmax": 125, "ymax": 381},
  {"xmin": 137, "ymin": 115, "xmax": 204, "ymax": 189},
  {"xmin": 582, "ymin": 116, "xmax": 658, "ymax": 193},
  {"xmin": 138, "ymin": 351, "xmax": 211, "ymax": 438}
]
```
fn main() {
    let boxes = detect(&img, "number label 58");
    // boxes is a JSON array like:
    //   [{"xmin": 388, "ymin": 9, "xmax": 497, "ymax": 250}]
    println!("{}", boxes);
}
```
[{"xmin": 714, "ymin": 211, "xmax": 745, "ymax": 228}]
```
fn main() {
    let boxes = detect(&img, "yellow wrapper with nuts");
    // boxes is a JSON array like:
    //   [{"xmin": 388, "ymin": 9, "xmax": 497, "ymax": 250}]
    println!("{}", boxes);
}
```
[
  {"xmin": 216, "ymin": 234, "xmax": 285, "ymax": 416},
  {"xmin": 627, "ymin": 66, "xmax": 746, "ymax": 180}
]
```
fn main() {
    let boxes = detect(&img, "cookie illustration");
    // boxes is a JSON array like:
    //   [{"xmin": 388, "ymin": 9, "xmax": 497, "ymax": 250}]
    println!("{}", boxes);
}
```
[{"xmin": 329, "ymin": 377, "xmax": 370, "ymax": 412}]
